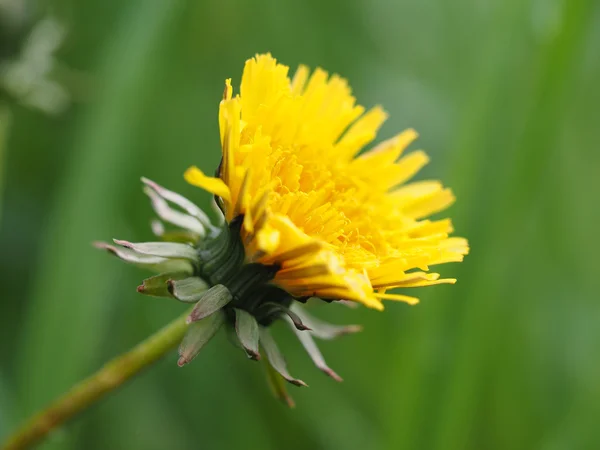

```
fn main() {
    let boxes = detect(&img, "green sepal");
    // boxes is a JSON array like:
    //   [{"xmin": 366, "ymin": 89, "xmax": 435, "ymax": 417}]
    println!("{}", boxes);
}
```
[
  {"xmin": 259, "ymin": 327, "xmax": 307, "ymax": 387},
  {"xmin": 151, "ymin": 220, "xmax": 199, "ymax": 244},
  {"xmin": 286, "ymin": 317, "xmax": 343, "ymax": 382},
  {"xmin": 178, "ymin": 311, "xmax": 224, "ymax": 367},
  {"xmin": 263, "ymin": 354, "xmax": 295, "ymax": 408},
  {"xmin": 142, "ymin": 177, "xmax": 215, "ymax": 230},
  {"xmin": 159, "ymin": 231, "xmax": 199, "ymax": 244},
  {"xmin": 290, "ymin": 304, "xmax": 362, "ymax": 340},
  {"xmin": 258, "ymin": 302, "xmax": 310, "ymax": 330},
  {"xmin": 167, "ymin": 277, "xmax": 210, "ymax": 303},
  {"xmin": 113, "ymin": 240, "xmax": 198, "ymax": 262},
  {"xmin": 143, "ymin": 185, "xmax": 205, "ymax": 236},
  {"xmin": 137, "ymin": 272, "xmax": 189, "ymax": 297},
  {"xmin": 187, "ymin": 284, "xmax": 232, "ymax": 323},
  {"xmin": 234, "ymin": 308, "xmax": 260, "ymax": 360},
  {"xmin": 94, "ymin": 241, "xmax": 194, "ymax": 273}
]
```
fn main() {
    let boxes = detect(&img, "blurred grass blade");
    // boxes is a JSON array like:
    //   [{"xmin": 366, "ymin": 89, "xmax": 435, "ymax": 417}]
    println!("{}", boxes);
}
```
[
  {"xmin": 0, "ymin": 369, "xmax": 14, "ymax": 440},
  {"xmin": 0, "ymin": 105, "xmax": 10, "ymax": 228},
  {"xmin": 14, "ymin": 2, "xmax": 191, "ymax": 449}
]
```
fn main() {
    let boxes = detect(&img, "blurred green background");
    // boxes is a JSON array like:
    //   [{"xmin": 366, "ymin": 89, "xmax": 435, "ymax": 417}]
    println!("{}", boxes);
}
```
[{"xmin": 1, "ymin": 0, "xmax": 599, "ymax": 449}]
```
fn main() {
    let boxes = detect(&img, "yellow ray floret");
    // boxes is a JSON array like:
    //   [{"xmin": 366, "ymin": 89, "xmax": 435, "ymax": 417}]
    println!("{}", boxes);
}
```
[{"xmin": 186, "ymin": 53, "xmax": 469, "ymax": 309}]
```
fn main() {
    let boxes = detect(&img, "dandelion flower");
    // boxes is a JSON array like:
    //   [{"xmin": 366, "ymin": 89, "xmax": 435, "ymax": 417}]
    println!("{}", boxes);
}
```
[{"xmin": 97, "ymin": 53, "xmax": 468, "ymax": 399}]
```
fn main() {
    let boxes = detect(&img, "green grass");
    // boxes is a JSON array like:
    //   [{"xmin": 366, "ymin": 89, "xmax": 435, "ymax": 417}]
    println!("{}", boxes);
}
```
[{"xmin": 1, "ymin": 0, "xmax": 599, "ymax": 449}]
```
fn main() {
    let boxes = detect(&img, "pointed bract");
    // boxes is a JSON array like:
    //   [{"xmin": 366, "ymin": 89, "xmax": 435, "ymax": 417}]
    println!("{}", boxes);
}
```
[
  {"xmin": 137, "ymin": 272, "xmax": 189, "ymax": 297},
  {"xmin": 150, "ymin": 220, "xmax": 199, "ymax": 244},
  {"xmin": 291, "ymin": 304, "xmax": 362, "ymax": 340},
  {"xmin": 151, "ymin": 219, "xmax": 166, "ymax": 237},
  {"xmin": 259, "ymin": 327, "xmax": 307, "ymax": 387},
  {"xmin": 234, "ymin": 308, "xmax": 260, "ymax": 360},
  {"xmin": 141, "ymin": 177, "xmax": 215, "ymax": 230},
  {"xmin": 167, "ymin": 277, "xmax": 210, "ymax": 303},
  {"xmin": 93, "ymin": 241, "xmax": 193, "ymax": 274},
  {"xmin": 178, "ymin": 311, "xmax": 225, "ymax": 367},
  {"xmin": 113, "ymin": 240, "xmax": 198, "ymax": 262},
  {"xmin": 187, "ymin": 284, "xmax": 232, "ymax": 323},
  {"xmin": 287, "ymin": 317, "xmax": 343, "ymax": 382},
  {"xmin": 263, "ymin": 356, "xmax": 296, "ymax": 408},
  {"xmin": 144, "ymin": 186, "xmax": 205, "ymax": 236},
  {"xmin": 259, "ymin": 302, "xmax": 310, "ymax": 331}
]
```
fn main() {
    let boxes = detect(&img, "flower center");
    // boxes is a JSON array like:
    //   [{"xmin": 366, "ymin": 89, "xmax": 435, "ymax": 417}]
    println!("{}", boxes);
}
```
[{"xmin": 196, "ymin": 216, "xmax": 292, "ymax": 326}]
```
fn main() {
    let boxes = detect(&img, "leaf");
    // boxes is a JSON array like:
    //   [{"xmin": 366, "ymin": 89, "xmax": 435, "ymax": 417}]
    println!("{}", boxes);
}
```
[
  {"xmin": 259, "ymin": 327, "xmax": 307, "ymax": 387},
  {"xmin": 234, "ymin": 308, "xmax": 260, "ymax": 360},
  {"xmin": 178, "ymin": 311, "xmax": 224, "ymax": 367},
  {"xmin": 187, "ymin": 284, "xmax": 232, "ymax": 323}
]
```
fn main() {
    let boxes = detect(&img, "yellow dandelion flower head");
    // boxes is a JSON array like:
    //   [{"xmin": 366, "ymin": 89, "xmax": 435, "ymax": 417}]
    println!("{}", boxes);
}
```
[{"xmin": 185, "ymin": 53, "xmax": 469, "ymax": 310}]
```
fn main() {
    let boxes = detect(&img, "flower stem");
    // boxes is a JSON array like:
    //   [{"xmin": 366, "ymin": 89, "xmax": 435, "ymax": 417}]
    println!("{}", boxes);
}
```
[{"xmin": 2, "ymin": 309, "xmax": 191, "ymax": 450}]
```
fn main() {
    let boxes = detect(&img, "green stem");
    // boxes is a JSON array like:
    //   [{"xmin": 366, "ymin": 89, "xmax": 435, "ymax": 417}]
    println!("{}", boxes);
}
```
[{"xmin": 2, "ymin": 309, "xmax": 191, "ymax": 450}]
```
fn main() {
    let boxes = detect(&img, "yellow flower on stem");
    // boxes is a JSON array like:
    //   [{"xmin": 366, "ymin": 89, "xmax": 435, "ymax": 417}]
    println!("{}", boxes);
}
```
[{"xmin": 95, "ymin": 52, "xmax": 469, "ymax": 403}]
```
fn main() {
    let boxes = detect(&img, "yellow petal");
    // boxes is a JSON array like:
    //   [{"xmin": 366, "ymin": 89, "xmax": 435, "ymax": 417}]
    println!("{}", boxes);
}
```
[
  {"xmin": 232, "ymin": 168, "xmax": 252, "ymax": 219},
  {"xmin": 402, "ymin": 188, "xmax": 456, "ymax": 219},
  {"xmin": 374, "ymin": 292, "xmax": 420, "ymax": 305},
  {"xmin": 184, "ymin": 166, "xmax": 231, "ymax": 204},
  {"xmin": 358, "ymin": 128, "xmax": 419, "ymax": 163},
  {"xmin": 335, "ymin": 106, "xmax": 388, "ymax": 159},
  {"xmin": 290, "ymin": 65, "xmax": 309, "ymax": 95},
  {"xmin": 223, "ymin": 78, "xmax": 232, "ymax": 101},
  {"xmin": 254, "ymin": 222, "xmax": 280, "ymax": 255},
  {"xmin": 220, "ymin": 98, "xmax": 241, "ymax": 186},
  {"xmin": 392, "ymin": 278, "xmax": 456, "ymax": 288},
  {"xmin": 391, "ymin": 150, "xmax": 430, "ymax": 187},
  {"xmin": 257, "ymin": 214, "xmax": 313, "ymax": 260}
]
